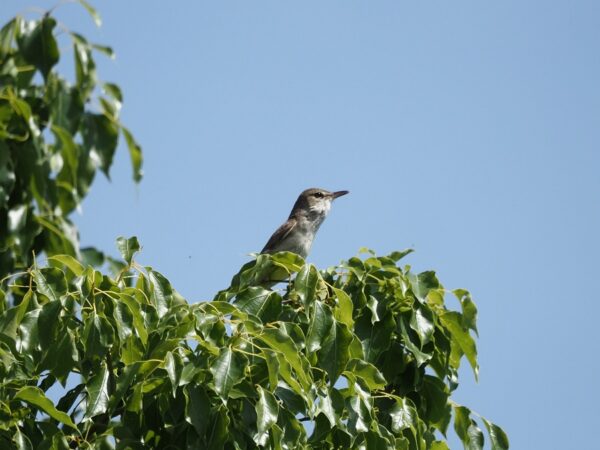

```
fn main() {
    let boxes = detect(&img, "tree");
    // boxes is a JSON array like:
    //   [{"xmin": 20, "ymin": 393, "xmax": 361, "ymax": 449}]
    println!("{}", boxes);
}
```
[
  {"xmin": 0, "ymin": 1, "xmax": 142, "ymax": 282},
  {"xmin": 0, "ymin": 4, "xmax": 508, "ymax": 450}
]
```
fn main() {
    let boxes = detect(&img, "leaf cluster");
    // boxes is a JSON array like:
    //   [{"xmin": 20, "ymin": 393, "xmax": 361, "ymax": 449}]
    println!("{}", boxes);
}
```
[
  {"xmin": 0, "ymin": 240, "xmax": 508, "ymax": 449},
  {"xmin": 0, "ymin": 5, "xmax": 142, "ymax": 280}
]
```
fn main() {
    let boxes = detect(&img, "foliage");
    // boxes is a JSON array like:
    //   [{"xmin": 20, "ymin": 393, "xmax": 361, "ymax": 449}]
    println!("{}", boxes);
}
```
[
  {"xmin": 0, "ymin": 3, "xmax": 508, "ymax": 449},
  {"xmin": 0, "ymin": 3, "xmax": 143, "ymax": 281},
  {"xmin": 0, "ymin": 241, "xmax": 508, "ymax": 449}
]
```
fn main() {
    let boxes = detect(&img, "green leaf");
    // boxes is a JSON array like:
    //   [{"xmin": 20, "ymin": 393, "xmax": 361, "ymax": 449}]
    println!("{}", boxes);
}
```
[
  {"xmin": 92, "ymin": 43, "xmax": 114, "ymax": 58},
  {"xmin": 399, "ymin": 317, "xmax": 432, "ymax": 366},
  {"xmin": 254, "ymin": 386, "xmax": 279, "ymax": 446},
  {"xmin": 81, "ymin": 247, "xmax": 105, "ymax": 267},
  {"xmin": 306, "ymin": 301, "xmax": 334, "ymax": 353},
  {"xmin": 277, "ymin": 408, "xmax": 306, "ymax": 447},
  {"xmin": 441, "ymin": 311, "xmax": 478, "ymax": 379},
  {"xmin": 47, "ymin": 254, "xmax": 84, "ymax": 277},
  {"xmin": 467, "ymin": 422, "xmax": 485, "ymax": 450},
  {"xmin": 32, "ymin": 268, "xmax": 66, "ymax": 302},
  {"xmin": 0, "ymin": 145, "xmax": 16, "ymax": 208},
  {"xmin": 118, "ymin": 293, "xmax": 148, "ymax": 345},
  {"xmin": 72, "ymin": 33, "xmax": 97, "ymax": 98},
  {"xmin": 410, "ymin": 306, "xmax": 435, "ymax": 346},
  {"xmin": 315, "ymin": 388, "xmax": 343, "ymax": 427},
  {"xmin": 262, "ymin": 349, "xmax": 280, "ymax": 392},
  {"xmin": 355, "ymin": 312, "xmax": 395, "ymax": 363},
  {"xmin": 49, "ymin": 328, "xmax": 78, "ymax": 382},
  {"xmin": 366, "ymin": 295, "xmax": 380, "ymax": 324},
  {"xmin": 206, "ymin": 407, "xmax": 229, "ymax": 450},
  {"xmin": 346, "ymin": 384, "xmax": 372, "ymax": 434},
  {"xmin": 483, "ymin": 418, "xmax": 510, "ymax": 450},
  {"xmin": 388, "ymin": 248, "xmax": 414, "ymax": 262},
  {"xmin": 17, "ymin": 17, "xmax": 59, "ymax": 79},
  {"xmin": 121, "ymin": 126, "xmax": 143, "ymax": 183},
  {"xmin": 147, "ymin": 268, "xmax": 173, "ymax": 317},
  {"xmin": 185, "ymin": 384, "xmax": 211, "ymax": 437},
  {"xmin": 37, "ymin": 300, "xmax": 61, "ymax": 345},
  {"xmin": 107, "ymin": 363, "xmax": 139, "ymax": 412},
  {"xmin": 76, "ymin": 0, "xmax": 102, "ymax": 27},
  {"xmin": 37, "ymin": 215, "xmax": 80, "ymax": 259},
  {"xmin": 85, "ymin": 362, "xmax": 110, "ymax": 419},
  {"xmin": 18, "ymin": 307, "xmax": 41, "ymax": 353},
  {"xmin": 14, "ymin": 426, "xmax": 33, "ymax": 450},
  {"xmin": 408, "ymin": 270, "xmax": 440, "ymax": 302},
  {"xmin": 14, "ymin": 386, "xmax": 77, "ymax": 429},
  {"xmin": 454, "ymin": 406, "xmax": 485, "ymax": 450},
  {"xmin": 454, "ymin": 289, "xmax": 478, "ymax": 335},
  {"xmin": 103, "ymin": 83, "xmax": 122, "ymax": 102},
  {"xmin": 164, "ymin": 351, "xmax": 182, "ymax": 396},
  {"xmin": 260, "ymin": 327, "xmax": 311, "ymax": 391},
  {"xmin": 317, "ymin": 321, "xmax": 352, "ymax": 384},
  {"xmin": 0, "ymin": 18, "xmax": 17, "ymax": 55},
  {"xmin": 83, "ymin": 312, "xmax": 114, "ymax": 359},
  {"xmin": 294, "ymin": 263, "xmax": 319, "ymax": 306},
  {"xmin": 48, "ymin": 79, "xmax": 84, "ymax": 134},
  {"xmin": 80, "ymin": 113, "xmax": 119, "ymax": 178},
  {"xmin": 344, "ymin": 359, "xmax": 386, "ymax": 390},
  {"xmin": 209, "ymin": 347, "xmax": 246, "ymax": 400},
  {"xmin": 358, "ymin": 430, "xmax": 392, "ymax": 449},
  {"xmin": 235, "ymin": 287, "xmax": 281, "ymax": 322},
  {"xmin": 333, "ymin": 287, "xmax": 354, "ymax": 327},
  {"xmin": 390, "ymin": 397, "xmax": 417, "ymax": 434},
  {"xmin": 0, "ymin": 289, "xmax": 32, "ymax": 340},
  {"xmin": 116, "ymin": 236, "xmax": 140, "ymax": 265},
  {"xmin": 422, "ymin": 375, "xmax": 451, "ymax": 434}
]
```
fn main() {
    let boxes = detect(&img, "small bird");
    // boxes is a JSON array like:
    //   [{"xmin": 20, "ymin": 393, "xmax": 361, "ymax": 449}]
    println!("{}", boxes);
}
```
[{"xmin": 261, "ymin": 188, "xmax": 349, "ymax": 258}]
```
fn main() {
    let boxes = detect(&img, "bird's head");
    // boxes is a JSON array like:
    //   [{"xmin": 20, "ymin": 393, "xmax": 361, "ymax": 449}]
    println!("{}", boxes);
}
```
[{"xmin": 290, "ymin": 188, "xmax": 349, "ymax": 218}]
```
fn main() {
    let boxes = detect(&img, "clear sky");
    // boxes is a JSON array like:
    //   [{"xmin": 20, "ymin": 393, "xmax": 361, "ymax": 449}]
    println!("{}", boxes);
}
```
[{"xmin": 3, "ymin": 1, "xmax": 600, "ymax": 448}]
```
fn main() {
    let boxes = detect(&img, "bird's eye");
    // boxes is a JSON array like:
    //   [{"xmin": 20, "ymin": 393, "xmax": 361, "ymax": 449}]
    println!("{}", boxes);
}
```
[{"xmin": 313, "ymin": 192, "xmax": 324, "ymax": 198}]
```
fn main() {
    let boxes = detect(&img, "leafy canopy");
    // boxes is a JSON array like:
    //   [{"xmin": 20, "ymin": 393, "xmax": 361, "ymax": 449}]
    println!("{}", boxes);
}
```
[
  {"xmin": 0, "ymin": 2, "xmax": 143, "ymax": 280},
  {"xmin": 0, "ymin": 241, "xmax": 508, "ymax": 449}
]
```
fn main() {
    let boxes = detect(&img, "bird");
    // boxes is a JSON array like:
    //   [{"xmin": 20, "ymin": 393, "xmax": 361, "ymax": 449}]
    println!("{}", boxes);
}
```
[{"xmin": 261, "ymin": 188, "xmax": 349, "ymax": 258}]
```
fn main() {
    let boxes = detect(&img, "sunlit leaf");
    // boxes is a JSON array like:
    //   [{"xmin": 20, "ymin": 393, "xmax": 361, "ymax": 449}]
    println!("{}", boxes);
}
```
[
  {"xmin": 84, "ymin": 362, "xmax": 110, "ymax": 419},
  {"xmin": 147, "ymin": 268, "xmax": 173, "ymax": 317},
  {"xmin": 254, "ymin": 386, "xmax": 279, "ymax": 446},
  {"xmin": 32, "ymin": 268, "xmax": 66, "ymax": 302},
  {"xmin": 333, "ymin": 287, "xmax": 354, "ymax": 327},
  {"xmin": 483, "ymin": 418, "xmax": 510, "ymax": 450},
  {"xmin": 306, "ymin": 301, "xmax": 334, "ymax": 353},
  {"xmin": 209, "ymin": 347, "xmax": 246, "ymax": 400},
  {"xmin": 116, "ymin": 236, "xmax": 140, "ymax": 265},
  {"xmin": 410, "ymin": 306, "xmax": 435, "ymax": 346},
  {"xmin": 441, "ymin": 312, "xmax": 479, "ymax": 379},
  {"xmin": 77, "ymin": 0, "xmax": 102, "ymax": 27},
  {"xmin": 295, "ymin": 264, "xmax": 319, "ymax": 306},
  {"xmin": 47, "ymin": 254, "xmax": 84, "ymax": 277},
  {"xmin": 121, "ymin": 126, "xmax": 143, "ymax": 183},
  {"xmin": 235, "ymin": 287, "xmax": 281, "ymax": 322},
  {"xmin": 15, "ymin": 386, "xmax": 77, "ymax": 429},
  {"xmin": 344, "ymin": 359, "xmax": 386, "ymax": 390}
]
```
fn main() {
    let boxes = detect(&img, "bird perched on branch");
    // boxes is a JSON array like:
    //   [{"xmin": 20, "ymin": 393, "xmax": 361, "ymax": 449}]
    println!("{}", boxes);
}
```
[{"xmin": 261, "ymin": 188, "xmax": 349, "ymax": 258}]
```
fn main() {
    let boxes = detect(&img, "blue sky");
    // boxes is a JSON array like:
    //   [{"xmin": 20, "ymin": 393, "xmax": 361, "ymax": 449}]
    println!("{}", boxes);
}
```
[{"xmin": 4, "ymin": 1, "xmax": 600, "ymax": 448}]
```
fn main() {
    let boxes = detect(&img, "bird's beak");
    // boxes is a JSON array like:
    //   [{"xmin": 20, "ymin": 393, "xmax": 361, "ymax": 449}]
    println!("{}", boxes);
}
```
[{"xmin": 332, "ymin": 190, "xmax": 349, "ymax": 199}]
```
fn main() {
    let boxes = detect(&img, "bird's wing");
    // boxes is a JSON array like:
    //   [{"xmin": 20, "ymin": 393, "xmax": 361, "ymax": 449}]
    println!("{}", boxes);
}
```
[{"xmin": 261, "ymin": 218, "xmax": 297, "ymax": 254}]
